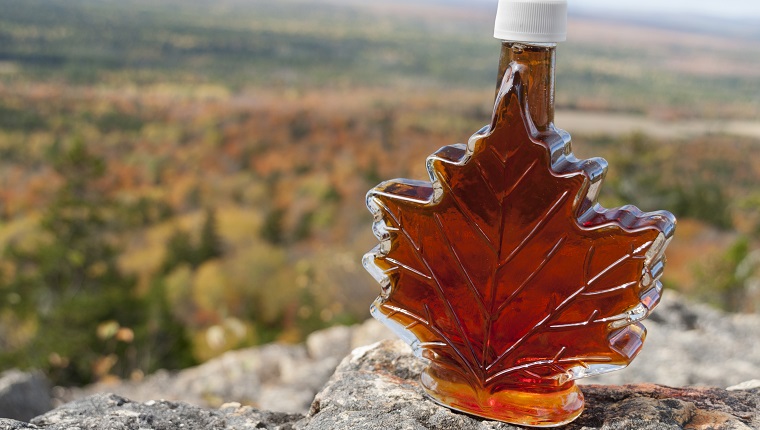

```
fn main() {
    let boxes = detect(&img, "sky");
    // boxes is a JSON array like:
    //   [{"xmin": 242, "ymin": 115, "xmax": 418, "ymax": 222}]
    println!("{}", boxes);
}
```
[
  {"xmin": 570, "ymin": 0, "xmax": 760, "ymax": 21},
  {"xmin": 462, "ymin": 0, "xmax": 760, "ymax": 21}
]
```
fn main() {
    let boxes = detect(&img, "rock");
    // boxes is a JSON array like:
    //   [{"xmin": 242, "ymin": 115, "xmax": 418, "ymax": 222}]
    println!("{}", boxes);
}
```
[
  {"xmin": 580, "ymin": 292, "xmax": 760, "ymax": 388},
  {"xmin": 349, "ymin": 318, "xmax": 395, "ymax": 350},
  {"xmin": 56, "ymin": 321, "xmax": 396, "ymax": 415},
  {"xmin": 50, "ymin": 293, "xmax": 760, "ymax": 420},
  {"xmin": 298, "ymin": 340, "xmax": 760, "ymax": 430},
  {"xmin": 258, "ymin": 385, "xmax": 318, "ymax": 416},
  {"xmin": 0, "ymin": 420, "xmax": 35, "ymax": 430},
  {"xmin": 0, "ymin": 393, "xmax": 302, "ymax": 430},
  {"xmin": 305, "ymin": 325, "xmax": 353, "ymax": 361},
  {"xmin": 579, "ymin": 385, "xmax": 759, "ymax": 430},
  {"xmin": 59, "ymin": 343, "xmax": 308, "ymax": 411},
  {"xmin": 728, "ymin": 380, "xmax": 760, "ymax": 391},
  {"xmin": 266, "ymin": 355, "xmax": 340, "ymax": 413},
  {"xmin": 0, "ymin": 370, "xmax": 52, "ymax": 421},
  {"xmin": 3, "ymin": 341, "xmax": 759, "ymax": 429}
]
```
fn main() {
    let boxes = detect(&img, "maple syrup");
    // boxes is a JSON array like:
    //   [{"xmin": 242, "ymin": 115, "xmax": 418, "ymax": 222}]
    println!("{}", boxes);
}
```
[{"xmin": 363, "ymin": 1, "xmax": 676, "ymax": 427}]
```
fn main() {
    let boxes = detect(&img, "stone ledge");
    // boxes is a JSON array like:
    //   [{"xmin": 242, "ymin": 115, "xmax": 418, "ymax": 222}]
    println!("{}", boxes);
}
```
[
  {"xmin": 303, "ymin": 340, "xmax": 759, "ymax": 430},
  {"xmin": 0, "ymin": 394, "xmax": 301, "ymax": 430},
  {"xmin": 2, "ymin": 340, "xmax": 758, "ymax": 430}
]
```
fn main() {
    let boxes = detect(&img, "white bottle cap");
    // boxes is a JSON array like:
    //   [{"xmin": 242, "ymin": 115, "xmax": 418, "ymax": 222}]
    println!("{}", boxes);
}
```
[{"xmin": 494, "ymin": 0, "xmax": 567, "ymax": 43}]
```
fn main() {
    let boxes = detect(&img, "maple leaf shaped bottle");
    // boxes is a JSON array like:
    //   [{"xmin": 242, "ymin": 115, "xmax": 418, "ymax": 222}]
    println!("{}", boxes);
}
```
[{"xmin": 363, "ymin": 0, "xmax": 676, "ymax": 427}]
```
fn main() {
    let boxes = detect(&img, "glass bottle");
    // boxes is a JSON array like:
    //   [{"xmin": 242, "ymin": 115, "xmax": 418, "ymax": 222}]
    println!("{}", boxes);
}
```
[{"xmin": 363, "ymin": 1, "xmax": 676, "ymax": 427}]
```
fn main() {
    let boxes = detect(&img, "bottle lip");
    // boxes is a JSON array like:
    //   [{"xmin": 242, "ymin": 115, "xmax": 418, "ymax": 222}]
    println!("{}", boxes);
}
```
[{"xmin": 494, "ymin": 0, "xmax": 568, "ymax": 43}]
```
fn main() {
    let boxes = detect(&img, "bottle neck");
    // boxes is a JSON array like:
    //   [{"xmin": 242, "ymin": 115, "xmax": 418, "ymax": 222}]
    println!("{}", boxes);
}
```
[{"xmin": 495, "ymin": 41, "xmax": 556, "ymax": 131}]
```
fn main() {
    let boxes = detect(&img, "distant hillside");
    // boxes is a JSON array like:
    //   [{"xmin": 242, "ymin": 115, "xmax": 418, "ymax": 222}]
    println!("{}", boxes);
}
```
[{"xmin": 2, "ymin": 0, "xmax": 759, "ymax": 119}]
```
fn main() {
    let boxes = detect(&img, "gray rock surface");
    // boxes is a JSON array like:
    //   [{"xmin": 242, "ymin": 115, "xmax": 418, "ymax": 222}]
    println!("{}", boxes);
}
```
[
  {"xmin": 0, "ymin": 370, "xmax": 51, "ymax": 421},
  {"xmin": 305, "ymin": 325, "xmax": 353, "ymax": 361},
  {"xmin": 0, "ymin": 394, "xmax": 301, "ymax": 430},
  {"xmin": 58, "ymin": 343, "xmax": 287, "ymax": 407},
  {"xmin": 57, "ymin": 319, "xmax": 395, "ymax": 414},
  {"xmin": 584, "ymin": 294, "xmax": 760, "ymax": 387},
  {"xmin": 55, "ymin": 292, "xmax": 760, "ymax": 417},
  {"xmin": 299, "ymin": 340, "xmax": 760, "ymax": 429},
  {"xmin": 3, "ymin": 340, "xmax": 759, "ymax": 430}
]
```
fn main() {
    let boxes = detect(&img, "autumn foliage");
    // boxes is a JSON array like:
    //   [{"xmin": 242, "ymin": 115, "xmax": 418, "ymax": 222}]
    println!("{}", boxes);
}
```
[{"xmin": 0, "ymin": 0, "xmax": 758, "ymax": 387}]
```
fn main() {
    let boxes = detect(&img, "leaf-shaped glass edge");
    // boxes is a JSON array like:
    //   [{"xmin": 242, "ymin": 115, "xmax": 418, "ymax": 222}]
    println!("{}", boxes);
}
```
[{"xmin": 363, "ymin": 62, "xmax": 677, "ymax": 382}]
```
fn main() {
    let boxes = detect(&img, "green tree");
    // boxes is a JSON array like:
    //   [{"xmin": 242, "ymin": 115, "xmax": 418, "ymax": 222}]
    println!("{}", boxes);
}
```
[
  {"xmin": 162, "ymin": 229, "xmax": 196, "ymax": 273},
  {"xmin": 608, "ymin": 133, "xmax": 733, "ymax": 230},
  {"xmin": 293, "ymin": 211, "xmax": 314, "ymax": 242},
  {"xmin": 695, "ymin": 238, "xmax": 755, "ymax": 312},
  {"xmin": 198, "ymin": 208, "xmax": 224, "ymax": 262},
  {"xmin": 0, "ymin": 140, "xmax": 193, "ymax": 384},
  {"xmin": 137, "ymin": 278, "xmax": 197, "ymax": 372},
  {"xmin": 161, "ymin": 208, "xmax": 224, "ymax": 274},
  {"xmin": 0, "ymin": 140, "xmax": 141, "ymax": 384},
  {"xmin": 672, "ymin": 182, "xmax": 733, "ymax": 230},
  {"xmin": 260, "ymin": 208, "xmax": 285, "ymax": 245}
]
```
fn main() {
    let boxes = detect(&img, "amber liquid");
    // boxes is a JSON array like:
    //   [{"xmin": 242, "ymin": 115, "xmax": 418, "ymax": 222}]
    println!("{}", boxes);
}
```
[{"xmin": 366, "ymin": 43, "xmax": 675, "ymax": 427}]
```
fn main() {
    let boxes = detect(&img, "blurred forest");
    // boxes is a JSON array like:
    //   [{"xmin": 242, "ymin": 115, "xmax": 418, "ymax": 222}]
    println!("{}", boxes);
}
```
[{"xmin": 0, "ymin": 0, "xmax": 758, "ymax": 386}]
